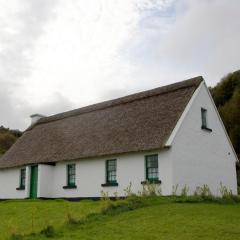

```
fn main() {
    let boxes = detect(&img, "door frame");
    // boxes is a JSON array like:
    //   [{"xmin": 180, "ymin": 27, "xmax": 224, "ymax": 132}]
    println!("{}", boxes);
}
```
[{"xmin": 29, "ymin": 165, "xmax": 38, "ymax": 199}]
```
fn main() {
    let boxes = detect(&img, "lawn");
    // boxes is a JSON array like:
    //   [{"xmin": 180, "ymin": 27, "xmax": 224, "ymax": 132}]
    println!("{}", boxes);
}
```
[
  {"xmin": 1, "ymin": 198, "xmax": 240, "ymax": 240},
  {"xmin": 0, "ymin": 199, "xmax": 101, "ymax": 240}
]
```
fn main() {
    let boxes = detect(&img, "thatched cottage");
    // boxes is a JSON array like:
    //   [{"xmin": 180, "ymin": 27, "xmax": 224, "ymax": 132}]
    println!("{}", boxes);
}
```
[{"xmin": 0, "ymin": 77, "xmax": 237, "ymax": 199}]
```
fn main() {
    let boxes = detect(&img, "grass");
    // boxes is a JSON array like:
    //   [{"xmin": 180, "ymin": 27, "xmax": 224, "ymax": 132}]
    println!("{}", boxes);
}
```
[
  {"xmin": 1, "ymin": 197, "xmax": 240, "ymax": 239},
  {"xmin": 0, "ymin": 199, "xmax": 102, "ymax": 240}
]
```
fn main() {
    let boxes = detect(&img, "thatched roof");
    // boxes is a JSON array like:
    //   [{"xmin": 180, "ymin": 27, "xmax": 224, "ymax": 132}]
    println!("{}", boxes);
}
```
[{"xmin": 0, "ymin": 77, "xmax": 203, "ymax": 169}]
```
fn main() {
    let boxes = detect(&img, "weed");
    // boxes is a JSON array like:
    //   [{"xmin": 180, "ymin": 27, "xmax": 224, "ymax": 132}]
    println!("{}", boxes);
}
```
[
  {"xmin": 100, "ymin": 190, "xmax": 110, "ymax": 201},
  {"xmin": 194, "ymin": 184, "xmax": 213, "ymax": 200},
  {"xmin": 172, "ymin": 184, "xmax": 179, "ymax": 196},
  {"xmin": 181, "ymin": 185, "xmax": 189, "ymax": 196},
  {"xmin": 140, "ymin": 181, "xmax": 161, "ymax": 197},
  {"xmin": 219, "ymin": 182, "xmax": 233, "ymax": 198},
  {"xmin": 124, "ymin": 182, "xmax": 135, "ymax": 197}
]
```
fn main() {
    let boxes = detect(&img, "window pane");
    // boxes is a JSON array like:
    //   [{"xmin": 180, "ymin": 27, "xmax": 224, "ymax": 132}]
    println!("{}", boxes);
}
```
[
  {"xmin": 20, "ymin": 168, "xmax": 26, "ymax": 187},
  {"xmin": 146, "ymin": 155, "xmax": 158, "ymax": 180},
  {"xmin": 201, "ymin": 108, "xmax": 207, "ymax": 127},
  {"xmin": 67, "ymin": 164, "xmax": 76, "ymax": 186},
  {"xmin": 106, "ymin": 159, "xmax": 117, "ymax": 183}
]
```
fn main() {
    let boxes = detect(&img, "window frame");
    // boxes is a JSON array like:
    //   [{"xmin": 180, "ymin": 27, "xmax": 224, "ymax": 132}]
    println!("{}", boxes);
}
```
[
  {"xmin": 63, "ymin": 164, "xmax": 77, "ymax": 189},
  {"xmin": 106, "ymin": 159, "xmax": 117, "ymax": 184},
  {"xmin": 201, "ymin": 108, "xmax": 212, "ymax": 132},
  {"xmin": 201, "ymin": 108, "xmax": 207, "ymax": 128},
  {"xmin": 145, "ymin": 154, "xmax": 159, "ymax": 182},
  {"xmin": 101, "ymin": 159, "xmax": 118, "ymax": 187},
  {"xmin": 16, "ymin": 167, "xmax": 26, "ymax": 190}
]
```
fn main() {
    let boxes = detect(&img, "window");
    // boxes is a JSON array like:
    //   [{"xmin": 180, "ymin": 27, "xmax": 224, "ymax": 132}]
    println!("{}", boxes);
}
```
[
  {"xmin": 67, "ymin": 164, "xmax": 76, "ymax": 187},
  {"xmin": 20, "ymin": 168, "xmax": 26, "ymax": 189},
  {"xmin": 145, "ymin": 155, "xmax": 159, "ymax": 182},
  {"xmin": 106, "ymin": 159, "xmax": 117, "ymax": 183},
  {"xmin": 201, "ymin": 108, "xmax": 212, "ymax": 131},
  {"xmin": 201, "ymin": 108, "xmax": 207, "ymax": 128}
]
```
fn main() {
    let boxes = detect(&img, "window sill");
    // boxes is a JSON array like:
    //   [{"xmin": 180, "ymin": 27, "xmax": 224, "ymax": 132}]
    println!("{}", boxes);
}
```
[
  {"xmin": 63, "ymin": 185, "xmax": 77, "ymax": 189},
  {"xmin": 16, "ymin": 187, "xmax": 25, "ymax": 190},
  {"xmin": 101, "ymin": 182, "xmax": 119, "ymax": 187},
  {"xmin": 201, "ymin": 126, "xmax": 212, "ymax": 132},
  {"xmin": 141, "ymin": 180, "xmax": 161, "ymax": 185}
]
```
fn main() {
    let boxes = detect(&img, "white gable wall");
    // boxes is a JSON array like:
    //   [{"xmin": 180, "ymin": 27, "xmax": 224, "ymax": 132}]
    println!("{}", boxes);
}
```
[{"xmin": 170, "ymin": 82, "xmax": 237, "ymax": 195}]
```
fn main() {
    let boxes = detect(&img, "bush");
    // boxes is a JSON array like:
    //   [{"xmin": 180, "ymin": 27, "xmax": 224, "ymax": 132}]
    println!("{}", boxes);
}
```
[
  {"xmin": 100, "ymin": 196, "xmax": 146, "ymax": 215},
  {"xmin": 40, "ymin": 226, "xmax": 56, "ymax": 238}
]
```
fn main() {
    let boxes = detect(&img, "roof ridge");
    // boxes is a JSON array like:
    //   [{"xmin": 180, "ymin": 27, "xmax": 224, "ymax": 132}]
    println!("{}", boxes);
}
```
[{"xmin": 28, "ymin": 76, "xmax": 203, "ymax": 130}]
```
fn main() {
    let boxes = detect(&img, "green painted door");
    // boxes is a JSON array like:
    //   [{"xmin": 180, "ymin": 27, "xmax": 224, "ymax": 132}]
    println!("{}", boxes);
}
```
[{"xmin": 30, "ymin": 165, "xmax": 38, "ymax": 199}]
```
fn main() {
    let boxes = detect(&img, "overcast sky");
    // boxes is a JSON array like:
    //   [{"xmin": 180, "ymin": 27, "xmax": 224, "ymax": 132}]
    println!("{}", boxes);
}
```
[{"xmin": 0, "ymin": 0, "xmax": 239, "ymax": 130}]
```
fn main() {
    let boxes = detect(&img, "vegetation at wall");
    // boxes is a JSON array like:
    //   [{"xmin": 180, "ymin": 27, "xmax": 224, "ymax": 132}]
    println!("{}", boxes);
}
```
[{"xmin": 0, "ymin": 126, "xmax": 22, "ymax": 156}]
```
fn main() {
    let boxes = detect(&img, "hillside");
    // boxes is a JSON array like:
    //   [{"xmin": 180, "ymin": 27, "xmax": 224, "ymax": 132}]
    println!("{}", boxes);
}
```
[
  {"xmin": 1, "ymin": 197, "xmax": 240, "ymax": 240},
  {"xmin": 0, "ymin": 126, "xmax": 22, "ymax": 157},
  {"xmin": 210, "ymin": 70, "xmax": 240, "ymax": 159}
]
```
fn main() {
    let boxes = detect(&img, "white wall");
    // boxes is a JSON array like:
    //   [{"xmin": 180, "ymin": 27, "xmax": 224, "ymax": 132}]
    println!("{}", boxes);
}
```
[
  {"xmin": 170, "ymin": 83, "xmax": 238, "ymax": 195},
  {"xmin": 38, "ymin": 150, "xmax": 172, "ymax": 198},
  {"xmin": 38, "ymin": 164, "xmax": 54, "ymax": 198},
  {"xmin": 0, "ymin": 167, "xmax": 29, "ymax": 199},
  {"xmin": 0, "ymin": 150, "xmax": 172, "ymax": 199}
]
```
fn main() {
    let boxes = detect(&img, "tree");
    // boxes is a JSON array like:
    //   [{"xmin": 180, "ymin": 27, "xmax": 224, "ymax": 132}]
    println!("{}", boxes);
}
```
[
  {"xmin": 210, "ymin": 70, "xmax": 240, "ymax": 186},
  {"xmin": 0, "ymin": 126, "xmax": 22, "ymax": 156}
]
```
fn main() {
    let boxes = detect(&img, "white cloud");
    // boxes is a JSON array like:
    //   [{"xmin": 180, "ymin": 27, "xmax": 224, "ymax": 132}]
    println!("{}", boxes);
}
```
[
  {"xmin": 0, "ymin": 0, "xmax": 239, "ymax": 130},
  {"xmin": 144, "ymin": 0, "xmax": 240, "ymax": 85}
]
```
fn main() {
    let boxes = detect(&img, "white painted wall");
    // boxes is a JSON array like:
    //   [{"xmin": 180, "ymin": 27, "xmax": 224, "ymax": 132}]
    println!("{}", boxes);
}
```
[
  {"xmin": 0, "ymin": 150, "xmax": 172, "ymax": 199},
  {"xmin": 0, "ymin": 167, "xmax": 29, "ymax": 199},
  {"xmin": 41, "ymin": 150, "xmax": 172, "ymax": 198},
  {"xmin": 38, "ymin": 164, "xmax": 54, "ymax": 198},
  {"xmin": 170, "ymin": 83, "xmax": 238, "ymax": 195}
]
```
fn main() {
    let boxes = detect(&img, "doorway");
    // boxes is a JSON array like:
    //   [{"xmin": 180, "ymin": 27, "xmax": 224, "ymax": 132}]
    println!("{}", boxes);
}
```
[{"xmin": 30, "ymin": 165, "xmax": 38, "ymax": 199}]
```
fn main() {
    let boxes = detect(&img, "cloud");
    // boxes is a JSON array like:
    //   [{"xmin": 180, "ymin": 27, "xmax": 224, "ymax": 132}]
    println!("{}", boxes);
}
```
[
  {"xmin": 129, "ymin": 0, "xmax": 240, "ymax": 87},
  {"xmin": 0, "ymin": 0, "xmax": 239, "ymax": 130},
  {"xmin": 0, "ymin": 0, "xmax": 62, "ymax": 129}
]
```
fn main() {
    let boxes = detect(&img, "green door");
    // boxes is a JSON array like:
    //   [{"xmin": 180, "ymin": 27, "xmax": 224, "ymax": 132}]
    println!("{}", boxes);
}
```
[{"xmin": 30, "ymin": 165, "xmax": 38, "ymax": 199}]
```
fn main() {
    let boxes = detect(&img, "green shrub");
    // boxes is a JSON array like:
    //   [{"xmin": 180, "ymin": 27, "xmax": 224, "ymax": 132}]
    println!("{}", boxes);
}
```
[
  {"xmin": 40, "ymin": 225, "xmax": 56, "ymax": 238},
  {"xmin": 100, "ymin": 197, "xmax": 146, "ymax": 215}
]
